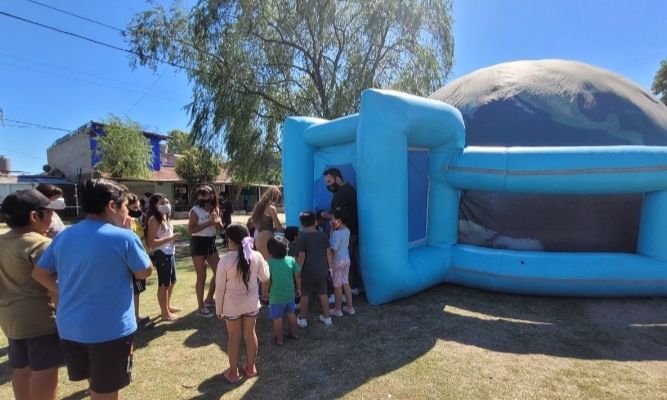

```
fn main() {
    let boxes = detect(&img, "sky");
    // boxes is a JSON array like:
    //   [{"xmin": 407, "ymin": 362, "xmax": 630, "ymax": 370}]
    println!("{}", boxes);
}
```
[{"xmin": 1, "ymin": 0, "xmax": 666, "ymax": 174}]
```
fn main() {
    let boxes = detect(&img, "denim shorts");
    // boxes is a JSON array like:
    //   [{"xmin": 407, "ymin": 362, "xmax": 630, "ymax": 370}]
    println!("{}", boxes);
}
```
[{"xmin": 268, "ymin": 302, "xmax": 296, "ymax": 320}]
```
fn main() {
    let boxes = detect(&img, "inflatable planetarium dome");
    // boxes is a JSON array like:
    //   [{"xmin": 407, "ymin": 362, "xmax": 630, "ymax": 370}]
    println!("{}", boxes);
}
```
[{"xmin": 429, "ymin": 59, "xmax": 667, "ymax": 253}]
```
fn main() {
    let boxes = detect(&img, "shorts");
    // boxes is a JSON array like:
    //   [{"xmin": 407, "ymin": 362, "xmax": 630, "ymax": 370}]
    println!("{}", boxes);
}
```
[
  {"xmin": 301, "ymin": 276, "xmax": 328, "ymax": 296},
  {"xmin": 190, "ymin": 236, "xmax": 218, "ymax": 257},
  {"xmin": 8, "ymin": 333, "xmax": 65, "ymax": 371},
  {"xmin": 61, "ymin": 334, "xmax": 134, "ymax": 394},
  {"xmin": 225, "ymin": 310, "xmax": 259, "ymax": 320},
  {"xmin": 132, "ymin": 276, "xmax": 146, "ymax": 295},
  {"xmin": 331, "ymin": 259, "xmax": 351, "ymax": 288},
  {"xmin": 151, "ymin": 250, "xmax": 177, "ymax": 287},
  {"xmin": 268, "ymin": 302, "xmax": 296, "ymax": 319}
]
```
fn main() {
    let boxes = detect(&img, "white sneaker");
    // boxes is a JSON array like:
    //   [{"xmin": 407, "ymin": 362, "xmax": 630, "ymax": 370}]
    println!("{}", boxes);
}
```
[
  {"xmin": 329, "ymin": 309, "xmax": 343, "ymax": 317},
  {"xmin": 296, "ymin": 316, "xmax": 308, "ymax": 328},
  {"xmin": 318, "ymin": 314, "xmax": 333, "ymax": 326},
  {"xmin": 342, "ymin": 306, "xmax": 356, "ymax": 316}
]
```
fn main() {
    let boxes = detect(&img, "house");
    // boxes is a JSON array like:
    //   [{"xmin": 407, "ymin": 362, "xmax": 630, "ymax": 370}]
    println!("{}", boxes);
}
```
[{"xmin": 46, "ymin": 121, "xmax": 275, "ymax": 216}]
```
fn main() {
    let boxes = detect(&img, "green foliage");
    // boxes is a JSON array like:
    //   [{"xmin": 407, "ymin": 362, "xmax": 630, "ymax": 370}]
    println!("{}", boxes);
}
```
[
  {"xmin": 167, "ymin": 129, "xmax": 193, "ymax": 154},
  {"xmin": 95, "ymin": 115, "xmax": 154, "ymax": 179},
  {"xmin": 652, "ymin": 59, "xmax": 667, "ymax": 106},
  {"xmin": 127, "ymin": 0, "xmax": 455, "ymax": 184},
  {"xmin": 175, "ymin": 147, "xmax": 221, "ymax": 194}
]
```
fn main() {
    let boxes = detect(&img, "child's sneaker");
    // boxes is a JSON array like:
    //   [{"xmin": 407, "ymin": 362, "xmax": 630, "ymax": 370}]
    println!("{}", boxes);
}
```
[
  {"xmin": 296, "ymin": 315, "xmax": 308, "ymax": 328},
  {"xmin": 328, "ymin": 294, "xmax": 347, "ymax": 304},
  {"xmin": 197, "ymin": 307, "xmax": 214, "ymax": 318},
  {"xmin": 329, "ymin": 309, "xmax": 343, "ymax": 317},
  {"xmin": 318, "ymin": 314, "xmax": 333, "ymax": 326},
  {"xmin": 342, "ymin": 306, "xmax": 356, "ymax": 315}
]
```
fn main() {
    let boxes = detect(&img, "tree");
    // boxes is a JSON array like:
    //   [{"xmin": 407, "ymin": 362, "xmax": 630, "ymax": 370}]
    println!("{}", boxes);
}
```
[
  {"xmin": 175, "ymin": 147, "xmax": 221, "ymax": 198},
  {"xmin": 127, "ymin": 0, "xmax": 454, "ymax": 183},
  {"xmin": 95, "ymin": 115, "xmax": 154, "ymax": 179},
  {"xmin": 167, "ymin": 129, "xmax": 193, "ymax": 155},
  {"xmin": 652, "ymin": 59, "xmax": 667, "ymax": 106}
]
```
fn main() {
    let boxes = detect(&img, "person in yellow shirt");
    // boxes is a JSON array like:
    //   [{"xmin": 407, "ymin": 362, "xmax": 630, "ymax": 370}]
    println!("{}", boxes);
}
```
[{"xmin": 124, "ymin": 193, "xmax": 154, "ymax": 330}]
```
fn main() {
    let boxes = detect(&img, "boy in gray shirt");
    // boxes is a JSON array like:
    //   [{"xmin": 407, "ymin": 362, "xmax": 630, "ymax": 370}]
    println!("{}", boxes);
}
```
[{"xmin": 296, "ymin": 211, "xmax": 333, "ymax": 327}]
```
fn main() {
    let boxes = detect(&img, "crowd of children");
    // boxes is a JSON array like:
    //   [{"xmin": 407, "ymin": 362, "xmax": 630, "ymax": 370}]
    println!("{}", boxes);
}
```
[{"xmin": 0, "ymin": 178, "xmax": 359, "ymax": 396}]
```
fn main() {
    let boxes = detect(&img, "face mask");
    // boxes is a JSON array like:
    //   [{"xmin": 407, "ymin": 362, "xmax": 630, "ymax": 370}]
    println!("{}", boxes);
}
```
[
  {"xmin": 327, "ymin": 183, "xmax": 339, "ymax": 193},
  {"xmin": 158, "ymin": 204, "xmax": 171, "ymax": 215},
  {"xmin": 198, "ymin": 198, "xmax": 209, "ymax": 206},
  {"xmin": 54, "ymin": 197, "xmax": 66, "ymax": 206},
  {"xmin": 129, "ymin": 209, "xmax": 142, "ymax": 218}
]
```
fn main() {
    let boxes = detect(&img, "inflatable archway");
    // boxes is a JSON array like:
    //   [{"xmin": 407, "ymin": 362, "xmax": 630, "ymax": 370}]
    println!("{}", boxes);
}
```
[{"xmin": 282, "ymin": 88, "xmax": 667, "ymax": 305}]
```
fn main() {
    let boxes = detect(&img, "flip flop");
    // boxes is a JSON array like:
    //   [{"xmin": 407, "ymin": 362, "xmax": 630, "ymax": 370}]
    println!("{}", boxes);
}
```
[
  {"xmin": 223, "ymin": 369, "xmax": 242, "ymax": 384},
  {"xmin": 270, "ymin": 336, "xmax": 284, "ymax": 346},
  {"xmin": 242, "ymin": 364, "xmax": 258, "ymax": 378}
]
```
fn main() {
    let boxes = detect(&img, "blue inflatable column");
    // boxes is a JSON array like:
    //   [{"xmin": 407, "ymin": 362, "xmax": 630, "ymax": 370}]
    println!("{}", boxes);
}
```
[
  {"xmin": 282, "ymin": 117, "xmax": 323, "ymax": 226},
  {"xmin": 638, "ymin": 190, "xmax": 667, "ymax": 260}
]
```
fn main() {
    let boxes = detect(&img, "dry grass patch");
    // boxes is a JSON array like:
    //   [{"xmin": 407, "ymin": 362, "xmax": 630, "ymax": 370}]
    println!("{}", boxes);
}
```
[{"xmin": 1, "ymin": 247, "xmax": 667, "ymax": 399}]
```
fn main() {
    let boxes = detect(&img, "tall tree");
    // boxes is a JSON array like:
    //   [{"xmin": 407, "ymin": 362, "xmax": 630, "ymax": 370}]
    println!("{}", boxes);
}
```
[
  {"xmin": 175, "ymin": 147, "xmax": 221, "ymax": 197},
  {"xmin": 167, "ymin": 129, "xmax": 193, "ymax": 155},
  {"xmin": 652, "ymin": 59, "xmax": 667, "ymax": 106},
  {"xmin": 127, "ymin": 0, "xmax": 455, "ymax": 183},
  {"xmin": 95, "ymin": 115, "xmax": 154, "ymax": 179}
]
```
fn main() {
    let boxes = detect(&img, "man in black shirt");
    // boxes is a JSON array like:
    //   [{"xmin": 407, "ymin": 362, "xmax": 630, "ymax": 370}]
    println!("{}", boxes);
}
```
[{"xmin": 322, "ymin": 167, "xmax": 362, "ymax": 291}]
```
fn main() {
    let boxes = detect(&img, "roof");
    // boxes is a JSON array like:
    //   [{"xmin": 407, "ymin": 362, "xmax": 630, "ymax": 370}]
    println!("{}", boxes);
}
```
[
  {"xmin": 17, "ymin": 175, "xmax": 74, "ymax": 185},
  {"xmin": 116, "ymin": 166, "xmax": 231, "ymax": 184},
  {"xmin": 51, "ymin": 121, "xmax": 169, "ymax": 148}
]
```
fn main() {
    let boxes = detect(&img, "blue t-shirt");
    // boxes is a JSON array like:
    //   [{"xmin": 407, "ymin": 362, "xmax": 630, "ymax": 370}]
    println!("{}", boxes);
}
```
[
  {"xmin": 330, "ymin": 227, "xmax": 350, "ymax": 265},
  {"xmin": 37, "ymin": 219, "xmax": 150, "ymax": 343}
]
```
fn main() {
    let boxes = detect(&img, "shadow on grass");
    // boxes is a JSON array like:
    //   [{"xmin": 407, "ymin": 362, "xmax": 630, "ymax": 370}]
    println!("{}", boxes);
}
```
[
  {"xmin": 216, "ymin": 283, "xmax": 667, "ymax": 400},
  {"xmin": 61, "ymin": 389, "xmax": 89, "ymax": 400}
]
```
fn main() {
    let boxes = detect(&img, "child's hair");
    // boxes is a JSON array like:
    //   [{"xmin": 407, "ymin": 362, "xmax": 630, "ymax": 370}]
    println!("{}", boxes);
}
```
[
  {"xmin": 284, "ymin": 226, "xmax": 299, "ymax": 242},
  {"xmin": 147, "ymin": 193, "xmax": 169, "ymax": 228},
  {"xmin": 267, "ymin": 236, "xmax": 289, "ymax": 259},
  {"xmin": 250, "ymin": 186, "xmax": 281, "ymax": 228},
  {"xmin": 333, "ymin": 209, "xmax": 351, "ymax": 227},
  {"xmin": 246, "ymin": 217, "xmax": 256, "ymax": 237},
  {"xmin": 80, "ymin": 179, "xmax": 128, "ymax": 215},
  {"xmin": 299, "ymin": 211, "xmax": 317, "ymax": 227},
  {"xmin": 195, "ymin": 184, "xmax": 218, "ymax": 209},
  {"xmin": 127, "ymin": 193, "xmax": 140, "ymax": 205},
  {"xmin": 226, "ymin": 223, "xmax": 252, "ymax": 292},
  {"xmin": 35, "ymin": 184, "xmax": 63, "ymax": 199}
]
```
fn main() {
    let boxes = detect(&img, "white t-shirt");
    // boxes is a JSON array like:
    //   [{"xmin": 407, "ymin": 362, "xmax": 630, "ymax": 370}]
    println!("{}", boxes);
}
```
[{"xmin": 190, "ymin": 206, "xmax": 217, "ymax": 237}]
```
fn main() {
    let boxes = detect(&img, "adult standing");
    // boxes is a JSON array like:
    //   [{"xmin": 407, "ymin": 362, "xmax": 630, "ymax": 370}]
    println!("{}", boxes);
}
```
[
  {"xmin": 0, "ymin": 189, "xmax": 65, "ymax": 400},
  {"xmin": 35, "ymin": 184, "xmax": 66, "ymax": 238},
  {"xmin": 322, "ymin": 168, "xmax": 361, "ymax": 291},
  {"xmin": 219, "ymin": 192, "xmax": 234, "ymax": 247},
  {"xmin": 250, "ymin": 186, "xmax": 283, "ymax": 260},
  {"xmin": 188, "ymin": 185, "xmax": 223, "ymax": 317},
  {"xmin": 32, "ymin": 179, "xmax": 152, "ymax": 399}
]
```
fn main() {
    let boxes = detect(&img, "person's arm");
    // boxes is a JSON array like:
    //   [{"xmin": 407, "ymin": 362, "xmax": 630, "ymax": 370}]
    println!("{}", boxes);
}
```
[
  {"xmin": 32, "ymin": 267, "xmax": 59, "ymax": 297},
  {"xmin": 267, "ymin": 205, "xmax": 283, "ymax": 231},
  {"xmin": 126, "ymin": 234, "xmax": 153, "ymax": 279},
  {"xmin": 295, "ymin": 271, "xmax": 302, "ymax": 297},
  {"xmin": 188, "ymin": 209, "xmax": 214, "ymax": 234},
  {"xmin": 326, "ymin": 248, "xmax": 333, "ymax": 270},
  {"xmin": 258, "ymin": 256, "xmax": 271, "ymax": 299},
  {"xmin": 215, "ymin": 259, "xmax": 226, "ymax": 317},
  {"xmin": 134, "ymin": 267, "xmax": 152, "ymax": 280},
  {"xmin": 210, "ymin": 207, "xmax": 224, "ymax": 230},
  {"xmin": 297, "ymin": 251, "xmax": 305, "ymax": 272}
]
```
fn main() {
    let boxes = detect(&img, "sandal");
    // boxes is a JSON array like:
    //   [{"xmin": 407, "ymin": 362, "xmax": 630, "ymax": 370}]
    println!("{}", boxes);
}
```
[
  {"xmin": 242, "ymin": 363, "xmax": 258, "ymax": 378},
  {"xmin": 223, "ymin": 368, "xmax": 242, "ymax": 384},
  {"xmin": 270, "ymin": 336, "xmax": 284, "ymax": 346}
]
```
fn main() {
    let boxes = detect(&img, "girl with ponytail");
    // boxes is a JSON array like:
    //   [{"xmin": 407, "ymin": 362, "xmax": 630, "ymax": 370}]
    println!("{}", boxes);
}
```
[{"xmin": 214, "ymin": 223, "xmax": 270, "ymax": 384}]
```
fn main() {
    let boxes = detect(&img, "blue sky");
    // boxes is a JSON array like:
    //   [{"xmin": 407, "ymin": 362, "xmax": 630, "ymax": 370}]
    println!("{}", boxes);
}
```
[{"xmin": 1, "ymin": 0, "xmax": 666, "ymax": 174}]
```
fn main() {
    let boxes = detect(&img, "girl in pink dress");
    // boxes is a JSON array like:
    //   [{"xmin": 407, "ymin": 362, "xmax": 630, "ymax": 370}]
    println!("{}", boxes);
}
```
[{"xmin": 215, "ymin": 224, "xmax": 270, "ymax": 383}]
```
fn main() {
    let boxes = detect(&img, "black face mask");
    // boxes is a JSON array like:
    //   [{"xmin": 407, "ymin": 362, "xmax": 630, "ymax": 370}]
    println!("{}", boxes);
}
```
[
  {"xmin": 129, "ymin": 210, "xmax": 142, "ymax": 218},
  {"xmin": 198, "ymin": 198, "xmax": 210, "ymax": 206},
  {"xmin": 327, "ymin": 183, "xmax": 340, "ymax": 193}
]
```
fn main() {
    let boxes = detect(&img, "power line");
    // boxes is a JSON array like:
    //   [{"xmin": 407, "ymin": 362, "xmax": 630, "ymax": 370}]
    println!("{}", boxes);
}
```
[
  {"xmin": 0, "ymin": 11, "xmax": 198, "ymax": 73},
  {"xmin": 2, "ymin": 118, "xmax": 70, "ymax": 132},
  {"xmin": 127, "ymin": 71, "xmax": 165, "ymax": 114},
  {"xmin": 25, "ymin": 0, "xmax": 124, "ymax": 33}
]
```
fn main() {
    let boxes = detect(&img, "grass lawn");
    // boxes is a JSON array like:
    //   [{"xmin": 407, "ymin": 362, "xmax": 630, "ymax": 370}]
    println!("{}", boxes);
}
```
[{"xmin": 1, "ymin": 243, "xmax": 667, "ymax": 399}]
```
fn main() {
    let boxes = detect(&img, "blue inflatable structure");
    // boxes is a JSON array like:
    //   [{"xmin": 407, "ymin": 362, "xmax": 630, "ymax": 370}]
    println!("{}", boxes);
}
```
[{"xmin": 282, "ymin": 88, "xmax": 667, "ymax": 305}]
